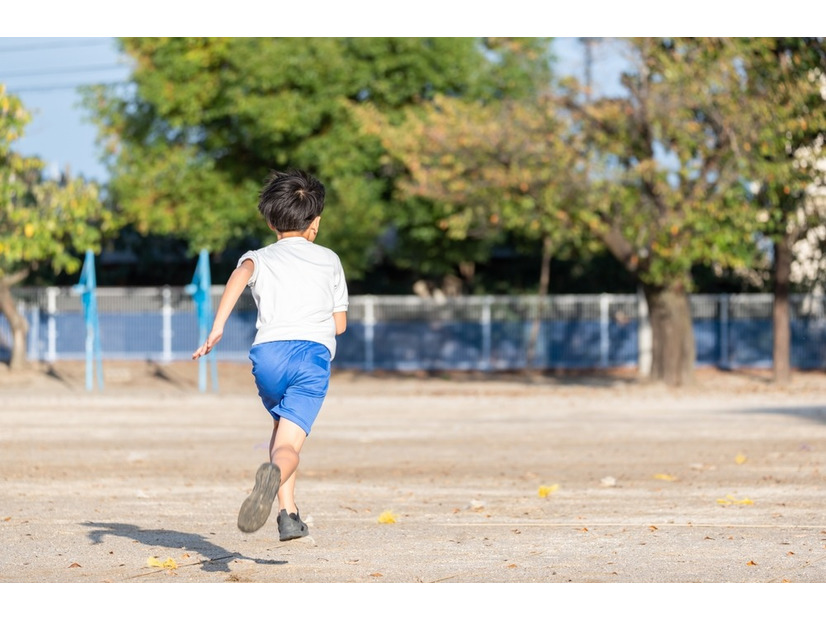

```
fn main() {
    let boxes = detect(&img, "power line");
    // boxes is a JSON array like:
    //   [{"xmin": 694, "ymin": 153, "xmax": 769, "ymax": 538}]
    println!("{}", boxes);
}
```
[
  {"xmin": 0, "ymin": 63, "xmax": 129, "ymax": 79},
  {"xmin": 9, "ymin": 81, "xmax": 129, "ymax": 93},
  {"xmin": 0, "ymin": 39, "xmax": 114, "ymax": 54}
]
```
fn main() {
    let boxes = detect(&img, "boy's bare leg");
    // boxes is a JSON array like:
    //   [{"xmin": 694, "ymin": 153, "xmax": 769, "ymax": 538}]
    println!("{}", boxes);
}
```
[
  {"xmin": 277, "ymin": 471, "xmax": 298, "ymax": 514},
  {"xmin": 269, "ymin": 418, "xmax": 306, "ymax": 514}
]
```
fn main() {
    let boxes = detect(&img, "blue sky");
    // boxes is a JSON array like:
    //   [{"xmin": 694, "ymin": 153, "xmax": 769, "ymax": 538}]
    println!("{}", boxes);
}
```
[
  {"xmin": 1, "ymin": 37, "xmax": 630, "ymax": 183},
  {"xmin": 1, "ymin": 37, "xmax": 130, "ymax": 181}
]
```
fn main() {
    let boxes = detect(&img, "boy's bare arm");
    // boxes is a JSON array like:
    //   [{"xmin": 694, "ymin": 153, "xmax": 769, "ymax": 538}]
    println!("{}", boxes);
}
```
[
  {"xmin": 192, "ymin": 260, "xmax": 255, "ymax": 359},
  {"xmin": 334, "ymin": 311, "xmax": 347, "ymax": 335}
]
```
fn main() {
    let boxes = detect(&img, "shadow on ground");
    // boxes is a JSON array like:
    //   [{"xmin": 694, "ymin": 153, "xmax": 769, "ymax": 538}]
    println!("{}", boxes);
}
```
[
  {"xmin": 82, "ymin": 522, "xmax": 285, "ymax": 573},
  {"xmin": 734, "ymin": 405, "xmax": 826, "ymax": 424}
]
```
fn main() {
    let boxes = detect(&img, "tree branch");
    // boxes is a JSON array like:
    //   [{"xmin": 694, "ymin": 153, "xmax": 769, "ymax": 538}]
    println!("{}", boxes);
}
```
[
  {"xmin": 601, "ymin": 224, "xmax": 643, "ymax": 275},
  {"xmin": 1, "ymin": 269, "xmax": 31, "ymax": 288}
]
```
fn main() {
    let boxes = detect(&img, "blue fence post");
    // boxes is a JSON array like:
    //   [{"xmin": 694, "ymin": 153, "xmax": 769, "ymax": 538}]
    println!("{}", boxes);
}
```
[
  {"xmin": 72, "ymin": 249, "xmax": 103, "ymax": 391},
  {"xmin": 185, "ymin": 249, "xmax": 218, "ymax": 393}
]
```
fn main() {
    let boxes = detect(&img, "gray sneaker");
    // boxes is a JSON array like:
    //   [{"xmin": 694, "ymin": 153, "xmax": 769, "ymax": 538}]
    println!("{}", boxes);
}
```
[
  {"xmin": 277, "ymin": 508, "xmax": 309, "ymax": 541},
  {"xmin": 237, "ymin": 463, "xmax": 281, "ymax": 533}
]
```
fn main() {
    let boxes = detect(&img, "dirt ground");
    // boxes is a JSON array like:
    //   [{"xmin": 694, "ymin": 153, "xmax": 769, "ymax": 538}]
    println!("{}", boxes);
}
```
[{"xmin": 1, "ymin": 359, "xmax": 826, "ymax": 587}]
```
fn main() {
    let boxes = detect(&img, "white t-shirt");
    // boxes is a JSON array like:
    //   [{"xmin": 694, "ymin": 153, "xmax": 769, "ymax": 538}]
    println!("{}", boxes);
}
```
[{"xmin": 238, "ymin": 237, "xmax": 349, "ymax": 359}]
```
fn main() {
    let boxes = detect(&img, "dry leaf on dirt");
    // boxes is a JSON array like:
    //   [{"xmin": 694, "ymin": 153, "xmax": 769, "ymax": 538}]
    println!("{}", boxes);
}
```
[
  {"xmin": 716, "ymin": 494, "xmax": 754, "ymax": 506},
  {"xmin": 377, "ymin": 511, "xmax": 398, "ymax": 524},
  {"xmin": 653, "ymin": 473, "xmax": 678, "ymax": 482},
  {"xmin": 147, "ymin": 556, "xmax": 178, "ymax": 569},
  {"xmin": 538, "ymin": 484, "xmax": 560, "ymax": 497}
]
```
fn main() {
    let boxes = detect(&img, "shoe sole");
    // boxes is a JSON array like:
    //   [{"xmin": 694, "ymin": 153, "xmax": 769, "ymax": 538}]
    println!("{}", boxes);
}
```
[{"xmin": 237, "ymin": 463, "xmax": 281, "ymax": 533}]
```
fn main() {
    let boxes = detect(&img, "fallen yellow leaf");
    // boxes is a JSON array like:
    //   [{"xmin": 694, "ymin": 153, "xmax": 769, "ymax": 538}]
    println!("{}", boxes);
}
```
[
  {"xmin": 653, "ymin": 474, "xmax": 678, "ymax": 482},
  {"xmin": 716, "ymin": 494, "xmax": 754, "ymax": 506},
  {"xmin": 538, "ymin": 484, "xmax": 560, "ymax": 498},
  {"xmin": 735, "ymin": 453, "xmax": 748, "ymax": 465},
  {"xmin": 147, "ymin": 556, "xmax": 178, "ymax": 569},
  {"xmin": 377, "ymin": 511, "xmax": 398, "ymax": 524}
]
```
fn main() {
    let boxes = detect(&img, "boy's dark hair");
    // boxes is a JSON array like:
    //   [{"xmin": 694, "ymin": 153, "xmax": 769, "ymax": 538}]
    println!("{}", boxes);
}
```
[{"xmin": 258, "ymin": 169, "xmax": 325, "ymax": 232}]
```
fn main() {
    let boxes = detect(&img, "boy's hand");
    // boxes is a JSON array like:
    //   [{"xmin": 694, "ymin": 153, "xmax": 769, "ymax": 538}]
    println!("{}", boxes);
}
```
[{"xmin": 192, "ymin": 329, "xmax": 223, "ymax": 359}]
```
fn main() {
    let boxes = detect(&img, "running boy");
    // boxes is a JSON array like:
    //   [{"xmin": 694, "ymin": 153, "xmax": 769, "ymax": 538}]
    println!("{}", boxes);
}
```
[{"xmin": 192, "ymin": 169, "xmax": 348, "ymax": 540}]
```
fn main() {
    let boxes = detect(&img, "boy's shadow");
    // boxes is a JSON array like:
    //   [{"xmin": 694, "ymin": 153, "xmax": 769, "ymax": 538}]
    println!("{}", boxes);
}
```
[{"xmin": 82, "ymin": 522, "xmax": 286, "ymax": 573}]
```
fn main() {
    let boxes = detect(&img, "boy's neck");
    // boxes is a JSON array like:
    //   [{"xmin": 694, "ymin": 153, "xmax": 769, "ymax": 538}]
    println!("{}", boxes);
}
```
[
  {"xmin": 278, "ymin": 230, "xmax": 313, "ymax": 242},
  {"xmin": 274, "ymin": 217, "xmax": 320, "ymax": 243}
]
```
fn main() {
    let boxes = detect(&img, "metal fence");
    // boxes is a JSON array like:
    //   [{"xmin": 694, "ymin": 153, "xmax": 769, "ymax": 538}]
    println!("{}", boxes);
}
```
[{"xmin": 3, "ymin": 286, "xmax": 826, "ymax": 371}]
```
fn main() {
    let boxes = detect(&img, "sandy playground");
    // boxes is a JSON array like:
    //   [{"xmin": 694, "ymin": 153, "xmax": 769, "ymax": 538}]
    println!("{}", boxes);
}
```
[{"xmin": 1, "ymin": 360, "xmax": 826, "ymax": 587}]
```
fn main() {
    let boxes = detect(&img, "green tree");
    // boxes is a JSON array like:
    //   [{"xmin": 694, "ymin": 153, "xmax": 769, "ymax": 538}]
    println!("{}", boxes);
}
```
[
  {"xmin": 84, "ymin": 37, "xmax": 550, "ymax": 281},
  {"xmin": 1, "ymin": 86, "xmax": 117, "ymax": 370},
  {"xmin": 355, "ymin": 91, "xmax": 588, "ymax": 361},
  {"xmin": 565, "ymin": 38, "xmax": 762, "ymax": 386},
  {"xmin": 351, "ymin": 38, "xmax": 558, "ymax": 296},
  {"xmin": 732, "ymin": 38, "xmax": 826, "ymax": 383}
]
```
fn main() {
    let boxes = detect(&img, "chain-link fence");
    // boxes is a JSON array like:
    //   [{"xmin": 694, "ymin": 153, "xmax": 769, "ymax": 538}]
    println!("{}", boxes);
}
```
[{"xmin": 3, "ymin": 287, "xmax": 826, "ymax": 370}]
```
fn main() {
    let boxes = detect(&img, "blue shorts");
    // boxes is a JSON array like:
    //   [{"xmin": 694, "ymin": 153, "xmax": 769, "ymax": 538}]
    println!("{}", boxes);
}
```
[{"xmin": 249, "ymin": 340, "xmax": 331, "ymax": 436}]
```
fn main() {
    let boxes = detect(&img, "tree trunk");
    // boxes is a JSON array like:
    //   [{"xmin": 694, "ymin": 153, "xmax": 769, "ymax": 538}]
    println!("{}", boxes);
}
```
[
  {"xmin": 772, "ymin": 237, "xmax": 792, "ymax": 384},
  {"xmin": 0, "ymin": 271, "xmax": 30, "ymax": 371},
  {"xmin": 643, "ymin": 283, "xmax": 696, "ymax": 387},
  {"xmin": 527, "ymin": 235, "xmax": 552, "ymax": 367},
  {"xmin": 458, "ymin": 261, "xmax": 476, "ymax": 290}
]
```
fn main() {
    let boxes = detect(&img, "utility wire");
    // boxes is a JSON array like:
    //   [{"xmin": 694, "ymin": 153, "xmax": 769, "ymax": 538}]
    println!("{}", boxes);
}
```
[
  {"xmin": 0, "ymin": 63, "xmax": 129, "ymax": 79},
  {"xmin": 9, "ymin": 81, "xmax": 129, "ymax": 93},
  {"xmin": 0, "ymin": 39, "xmax": 114, "ymax": 54}
]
